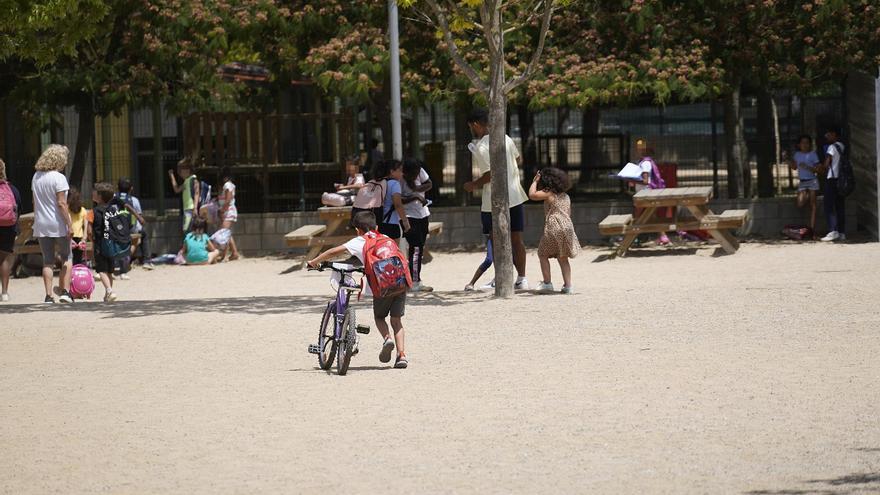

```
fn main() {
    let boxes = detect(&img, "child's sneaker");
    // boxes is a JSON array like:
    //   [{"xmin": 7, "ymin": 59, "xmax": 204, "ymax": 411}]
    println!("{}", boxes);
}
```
[
  {"xmin": 44, "ymin": 295, "xmax": 54, "ymax": 304},
  {"xmin": 58, "ymin": 290, "xmax": 73, "ymax": 304},
  {"xmin": 561, "ymin": 286, "xmax": 574, "ymax": 294},
  {"xmin": 480, "ymin": 280, "xmax": 495, "ymax": 290},
  {"xmin": 394, "ymin": 354, "xmax": 408, "ymax": 369},
  {"xmin": 103, "ymin": 291, "xmax": 117, "ymax": 303},
  {"xmin": 379, "ymin": 337, "xmax": 395, "ymax": 363},
  {"xmin": 538, "ymin": 282, "xmax": 554, "ymax": 292},
  {"xmin": 409, "ymin": 281, "xmax": 434, "ymax": 293},
  {"xmin": 515, "ymin": 277, "xmax": 529, "ymax": 290},
  {"xmin": 118, "ymin": 273, "xmax": 131, "ymax": 281},
  {"xmin": 820, "ymin": 231, "xmax": 839, "ymax": 242},
  {"xmin": 1, "ymin": 293, "xmax": 9, "ymax": 302},
  {"xmin": 464, "ymin": 284, "xmax": 475, "ymax": 291}
]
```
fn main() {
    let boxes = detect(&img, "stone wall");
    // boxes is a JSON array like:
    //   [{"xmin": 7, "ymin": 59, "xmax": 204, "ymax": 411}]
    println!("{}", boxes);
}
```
[{"xmin": 143, "ymin": 197, "xmax": 860, "ymax": 256}]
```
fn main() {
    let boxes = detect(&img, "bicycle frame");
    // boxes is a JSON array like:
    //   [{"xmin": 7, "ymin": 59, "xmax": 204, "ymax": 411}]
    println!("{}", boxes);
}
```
[{"xmin": 331, "ymin": 269, "xmax": 361, "ymax": 340}]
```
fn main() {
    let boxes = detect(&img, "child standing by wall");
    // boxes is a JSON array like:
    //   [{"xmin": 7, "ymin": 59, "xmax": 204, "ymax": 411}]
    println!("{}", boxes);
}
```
[
  {"xmin": 787, "ymin": 135, "xmax": 821, "ymax": 235},
  {"xmin": 401, "ymin": 158, "xmax": 433, "ymax": 292},
  {"xmin": 529, "ymin": 168, "xmax": 580, "ymax": 294},
  {"xmin": 168, "ymin": 158, "xmax": 200, "ymax": 233},
  {"xmin": 217, "ymin": 167, "xmax": 241, "ymax": 261},
  {"xmin": 182, "ymin": 217, "xmax": 220, "ymax": 265},
  {"xmin": 67, "ymin": 188, "xmax": 88, "ymax": 266},
  {"xmin": 308, "ymin": 211, "xmax": 410, "ymax": 369}
]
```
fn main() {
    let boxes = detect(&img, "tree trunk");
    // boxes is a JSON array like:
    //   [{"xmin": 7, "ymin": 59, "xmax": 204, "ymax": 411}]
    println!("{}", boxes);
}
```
[
  {"xmin": 69, "ymin": 103, "xmax": 95, "ymax": 191},
  {"xmin": 580, "ymin": 107, "xmax": 600, "ymax": 184},
  {"xmin": 723, "ymin": 88, "xmax": 745, "ymax": 198},
  {"xmin": 488, "ymin": 31, "xmax": 514, "ymax": 298},
  {"xmin": 517, "ymin": 103, "xmax": 537, "ymax": 181},
  {"xmin": 756, "ymin": 89, "xmax": 775, "ymax": 197}
]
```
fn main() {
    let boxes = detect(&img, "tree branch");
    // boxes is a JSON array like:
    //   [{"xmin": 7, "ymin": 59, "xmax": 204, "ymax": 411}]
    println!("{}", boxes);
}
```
[
  {"xmin": 424, "ymin": 0, "xmax": 489, "ymax": 95},
  {"xmin": 503, "ymin": 0, "xmax": 555, "ymax": 94}
]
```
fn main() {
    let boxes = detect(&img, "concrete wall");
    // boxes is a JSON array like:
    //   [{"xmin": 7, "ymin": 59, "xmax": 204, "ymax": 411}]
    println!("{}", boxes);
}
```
[
  {"xmin": 847, "ymin": 70, "xmax": 880, "ymax": 240},
  {"xmin": 143, "ymin": 197, "xmax": 859, "ymax": 257}
]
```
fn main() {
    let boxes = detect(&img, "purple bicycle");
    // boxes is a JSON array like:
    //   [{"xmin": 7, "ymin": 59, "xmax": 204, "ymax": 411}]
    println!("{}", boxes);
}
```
[{"xmin": 307, "ymin": 262, "xmax": 371, "ymax": 375}]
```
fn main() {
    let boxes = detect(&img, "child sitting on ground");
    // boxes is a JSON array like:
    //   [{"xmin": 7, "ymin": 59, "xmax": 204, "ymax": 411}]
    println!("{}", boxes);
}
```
[
  {"xmin": 182, "ymin": 217, "xmax": 220, "ymax": 265},
  {"xmin": 529, "ymin": 167, "xmax": 580, "ymax": 294},
  {"xmin": 307, "ymin": 211, "xmax": 410, "ymax": 369}
]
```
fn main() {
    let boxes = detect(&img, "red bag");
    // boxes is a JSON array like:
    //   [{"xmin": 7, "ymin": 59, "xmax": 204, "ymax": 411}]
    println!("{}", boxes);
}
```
[
  {"xmin": 362, "ymin": 230, "xmax": 411, "ymax": 298},
  {"xmin": 782, "ymin": 224, "xmax": 813, "ymax": 241}
]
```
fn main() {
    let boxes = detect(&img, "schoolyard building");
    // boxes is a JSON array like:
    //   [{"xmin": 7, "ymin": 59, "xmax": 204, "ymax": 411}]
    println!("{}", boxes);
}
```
[{"xmin": 2, "ymin": 71, "xmax": 878, "ymax": 254}]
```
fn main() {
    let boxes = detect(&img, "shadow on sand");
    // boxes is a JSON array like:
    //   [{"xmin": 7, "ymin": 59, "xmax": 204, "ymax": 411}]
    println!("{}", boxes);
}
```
[{"xmin": 0, "ymin": 290, "xmax": 491, "ymax": 320}]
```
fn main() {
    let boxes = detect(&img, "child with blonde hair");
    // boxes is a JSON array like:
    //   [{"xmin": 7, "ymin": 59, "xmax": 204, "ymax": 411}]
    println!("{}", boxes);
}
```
[{"xmin": 529, "ymin": 167, "xmax": 580, "ymax": 294}]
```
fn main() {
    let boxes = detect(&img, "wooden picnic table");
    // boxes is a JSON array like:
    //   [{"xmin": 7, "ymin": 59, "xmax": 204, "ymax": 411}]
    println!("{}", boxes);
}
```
[
  {"xmin": 599, "ymin": 186, "xmax": 749, "ymax": 257},
  {"xmin": 13, "ymin": 212, "xmax": 142, "ymax": 256},
  {"xmin": 284, "ymin": 206, "xmax": 444, "ymax": 264}
]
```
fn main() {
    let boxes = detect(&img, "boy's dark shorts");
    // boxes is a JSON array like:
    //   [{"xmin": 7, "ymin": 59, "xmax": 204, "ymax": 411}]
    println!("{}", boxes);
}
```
[
  {"xmin": 373, "ymin": 292, "xmax": 406, "ymax": 319},
  {"xmin": 481, "ymin": 203, "xmax": 525, "ymax": 235},
  {"xmin": 93, "ymin": 253, "xmax": 115, "ymax": 274}
]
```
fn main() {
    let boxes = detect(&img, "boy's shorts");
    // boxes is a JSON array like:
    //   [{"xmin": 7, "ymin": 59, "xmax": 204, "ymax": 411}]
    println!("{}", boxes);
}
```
[
  {"xmin": 798, "ymin": 178, "xmax": 820, "ymax": 191},
  {"xmin": 481, "ymin": 203, "xmax": 525, "ymax": 235},
  {"xmin": 93, "ymin": 253, "xmax": 115, "ymax": 274},
  {"xmin": 373, "ymin": 292, "xmax": 406, "ymax": 319},
  {"xmin": 182, "ymin": 209, "xmax": 194, "ymax": 232}
]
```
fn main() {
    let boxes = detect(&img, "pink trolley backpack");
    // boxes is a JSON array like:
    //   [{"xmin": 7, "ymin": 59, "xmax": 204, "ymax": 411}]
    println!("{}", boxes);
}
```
[{"xmin": 69, "ymin": 241, "xmax": 95, "ymax": 299}]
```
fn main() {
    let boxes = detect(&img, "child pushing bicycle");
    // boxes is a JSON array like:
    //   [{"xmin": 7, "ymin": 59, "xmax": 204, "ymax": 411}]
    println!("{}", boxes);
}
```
[{"xmin": 308, "ymin": 211, "xmax": 412, "ymax": 369}]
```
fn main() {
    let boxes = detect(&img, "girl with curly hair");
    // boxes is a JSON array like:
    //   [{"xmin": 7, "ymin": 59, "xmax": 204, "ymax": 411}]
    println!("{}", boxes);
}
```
[{"xmin": 529, "ymin": 167, "xmax": 580, "ymax": 294}]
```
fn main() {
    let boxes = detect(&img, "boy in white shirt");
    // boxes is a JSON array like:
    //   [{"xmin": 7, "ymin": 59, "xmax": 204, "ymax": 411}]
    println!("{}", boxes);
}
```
[
  {"xmin": 820, "ymin": 127, "xmax": 846, "ymax": 242},
  {"xmin": 307, "ymin": 211, "xmax": 409, "ymax": 369},
  {"xmin": 463, "ymin": 108, "xmax": 529, "ymax": 290}
]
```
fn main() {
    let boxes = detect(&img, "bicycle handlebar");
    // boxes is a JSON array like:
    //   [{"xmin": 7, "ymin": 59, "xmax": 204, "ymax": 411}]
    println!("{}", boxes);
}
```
[{"xmin": 308, "ymin": 261, "xmax": 364, "ymax": 274}]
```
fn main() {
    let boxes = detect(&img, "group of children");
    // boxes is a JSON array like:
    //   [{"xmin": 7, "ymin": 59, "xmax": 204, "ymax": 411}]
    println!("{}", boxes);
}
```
[{"xmin": 787, "ymin": 127, "xmax": 848, "ymax": 241}]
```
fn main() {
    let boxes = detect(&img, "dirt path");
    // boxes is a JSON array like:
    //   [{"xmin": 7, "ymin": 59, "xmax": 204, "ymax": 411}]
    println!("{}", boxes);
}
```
[{"xmin": 1, "ymin": 242, "xmax": 879, "ymax": 493}]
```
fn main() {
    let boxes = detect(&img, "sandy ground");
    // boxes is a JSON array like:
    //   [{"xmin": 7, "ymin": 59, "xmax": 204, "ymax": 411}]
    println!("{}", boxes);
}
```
[{"xmin": 1, "ymin": 240, "xmax": 879, "ymax": 494}]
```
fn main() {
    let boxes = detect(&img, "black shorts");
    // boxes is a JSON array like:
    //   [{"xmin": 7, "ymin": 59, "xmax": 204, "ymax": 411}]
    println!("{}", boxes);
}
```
[
  {"xmin": 373, "ymin": 292, "xmax": 406, "ymax": 318},
  {"xmin": 0, "ymin": 226, "xmax": 14, "ymax": 254},
  {"xmin": 404, "ymin": 217, "xmax": 429, "ymax": 247},
  {"xmin": 378, "ymin": 222, "xmax": 402, "ymax": 239},
  {"xmin": 481, "ymin": 203, "xmax": 525, "ymax": 235},
  {"xmin": 93, "ymin": 253, "xmax": 115, "ymax": 274}
]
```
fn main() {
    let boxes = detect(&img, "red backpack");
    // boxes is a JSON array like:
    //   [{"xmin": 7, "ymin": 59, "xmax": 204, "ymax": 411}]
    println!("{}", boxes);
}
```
[
  {"xmin": 0, "ymin": 181, "xmax": 16, "ymax": 227},
  {"xmin": 362, "ymin": 230, "xmax": 412, "ymax": 298}
]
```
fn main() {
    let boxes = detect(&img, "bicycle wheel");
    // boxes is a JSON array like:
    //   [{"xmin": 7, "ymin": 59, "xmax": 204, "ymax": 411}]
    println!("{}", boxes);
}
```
[
  {"xmin": 317, "ymin": 302, "xmax": 337, "ymax": 370},
  {"xmin": 336, "ymin": 308, "xmax": 357, "ymax": 375}
]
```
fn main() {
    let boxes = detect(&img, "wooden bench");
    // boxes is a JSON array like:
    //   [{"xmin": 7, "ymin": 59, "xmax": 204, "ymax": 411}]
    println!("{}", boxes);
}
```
[
  {"xmin": 598, "ymin": 214, "xmax": 633, "ymax": 235},
  {"xmin": 14, "ymin": 234, "xmax": 143, "ymax": 256},
  {"xmin": 284, "ymin": 225, "xmax": 328, "ymax": 247}
]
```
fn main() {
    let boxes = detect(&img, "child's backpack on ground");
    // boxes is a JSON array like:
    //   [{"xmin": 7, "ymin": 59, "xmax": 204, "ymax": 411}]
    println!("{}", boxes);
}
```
[
  {"xmin": 69, "ymin": 264, "xmax": 95, "ymax": 299},
  {"xmin": 782, "ymin": 224, "xmax": 814, "ymax": 241},
  {"xmin": 363, "ymin": 230, "xmax": 412, "ymax": 298},
  {"xmin": 352, "ymin": 179, "xmax": 387, "ymax": 219},
  {"xmin": 190, "ymin": 176, "xmax": 212, "ymax": 207},
  {"xmin": 96, "ymin": 202, "xmax": 132, "ymax": 259},
  {"xmin": 0, "ymin": 181, "xmax": 17, "ymax": 227}
]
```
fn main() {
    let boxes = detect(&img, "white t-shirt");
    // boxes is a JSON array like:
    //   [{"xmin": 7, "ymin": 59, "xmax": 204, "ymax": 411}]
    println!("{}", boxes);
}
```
[
  {"xmin": 31, "ymin": 170, "xmax": 69, "ymax": 237},
  {"xmin": 343, "ymin": 235, "xmax": 371, "ymax": 297},
  {"xmin": 471, "ymin": 134, "xmax": 528, "ymax": 212},
  {"xmin": 402, "ymin": 168, "xmax": 430, "ymax": 219},
  {"xmin": 220, "ymin": 181, "xmax": 236, "ymax": 209},
  {"xmin": 826, "ymin": 142, "xmax": 844, "ymax": 179}
]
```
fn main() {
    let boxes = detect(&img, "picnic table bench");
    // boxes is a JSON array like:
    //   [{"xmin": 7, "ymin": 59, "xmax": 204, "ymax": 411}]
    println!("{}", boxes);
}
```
[
  {"xmin": 599, "ymin": 186, "xmax": 748, "ymax": 257},
  {"xmin": 285, "ymin": 206, "xmax": 443, "ymax": 262}
]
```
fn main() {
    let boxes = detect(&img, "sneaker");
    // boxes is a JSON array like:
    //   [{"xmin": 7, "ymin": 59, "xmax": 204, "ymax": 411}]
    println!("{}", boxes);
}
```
[
  {"xmin": 409, "ymin": 281, "xmax": 434, "ymax": 293},
  {"xmin": 142, "ymin": 263, "xmax": 155, "ymax": 271},
  {"xmin": 515, "ymin": 277, "xmax": 529, "ymax": 290},
  {"xmin": 464, "ymin": 284, "xmax": 475, "ymax": 291},
  {"xmin": 103, "ymin": 291, "xmax": 117, "ymax": 302},
  {"xmin": 820, "ymin": 231, "xmax": 840, "ymax": 242},
  {"xmin": 58, "ymin": 290, "xmax": 73, "ymax": 304},
  {"xmin": 119, "ymin": 273, "xmax": 131, "ymax": 281},
  {"xmin": 44, "ymin": 295, "xmax": 55, "ymax": 304},
  {"xmin": 561, "ymin": 286, "xmax": 574, "ymax": 294},
  {"xmin": 0, "ymin": 293, "xmax": 8, "ymax": 302},
  {"xmin": 379, "ymin": 337, "xmax": 395, "ymax": 363},
  {"xmin": 394, "ymin": 354, "xmax": 408, "ymax": 369},
  {"xmin": 538, "ymin": 282, "xmax": 554, "ymax": 292},
  {"xmin": 480, "ymin": 280, "xmax": 496, "ymax": 290}
]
